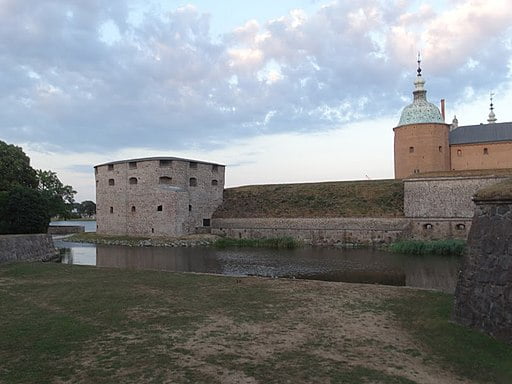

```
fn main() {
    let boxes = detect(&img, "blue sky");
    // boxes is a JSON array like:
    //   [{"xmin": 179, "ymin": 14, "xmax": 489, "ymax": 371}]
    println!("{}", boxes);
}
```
[{"xmin": 2, "ymin": 0, "xmax": 512, "ymax": 201}]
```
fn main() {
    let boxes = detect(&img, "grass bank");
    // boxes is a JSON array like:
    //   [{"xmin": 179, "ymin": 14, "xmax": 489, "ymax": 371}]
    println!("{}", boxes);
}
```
[
  {"xmin": 213, "ymin": 179, "xmax": 404, "ymax": 218},
  {"xmin": 389, "ymin": 239, "xmax": 466, "ymax": 256},
  {"xmin": 213, "ymin": 237, "xmax": 302, "ymax": 249},
  {"xmin": 0, "ymin": 262, "xmax": 510, "ymax": 383}
]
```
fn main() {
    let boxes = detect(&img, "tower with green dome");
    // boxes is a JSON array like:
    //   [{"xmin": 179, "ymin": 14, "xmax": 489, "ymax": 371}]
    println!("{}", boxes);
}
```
[{"xmin": 393, "ymin": 56, "xmax": 450, "ymax": 179}]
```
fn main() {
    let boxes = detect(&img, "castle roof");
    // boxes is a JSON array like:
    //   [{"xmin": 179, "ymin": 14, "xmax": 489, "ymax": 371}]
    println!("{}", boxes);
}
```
[
  {"xmin": 397, "ymin": 58, "xmax": 444, "ymax": 127},
  {"xmin": 95, "ymin": 156, "xmax": 225, "ymax": 168},
  {"xmin": 449, "ymin": 122, "xmax": 512, "ymax": 145}
]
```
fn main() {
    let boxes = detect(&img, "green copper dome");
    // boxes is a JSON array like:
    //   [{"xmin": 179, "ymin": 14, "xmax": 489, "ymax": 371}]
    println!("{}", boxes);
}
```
[{"xmin": 398, "ymin": 67, "xmax": 444, "ymax": 127}]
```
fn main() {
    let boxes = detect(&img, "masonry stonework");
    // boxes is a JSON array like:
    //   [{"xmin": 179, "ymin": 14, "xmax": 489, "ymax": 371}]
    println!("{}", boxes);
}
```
[
  {"xmin": 404, "ymin": 176, "xmax": 508, "ymax": 218},
  {"xmin": 0, "ymin": 234, "xmax": 57, "ymax": 263},
  {"xmin": 453, "ymin": 196, "xmax": 512, "ymax": 344},
  {"xmin": 95, "ymin": 157, "xmax": 225, "ymax": 237},
  {"xmin": 212, "ymin": 218, "xmax": 409, "ymax": 246}
]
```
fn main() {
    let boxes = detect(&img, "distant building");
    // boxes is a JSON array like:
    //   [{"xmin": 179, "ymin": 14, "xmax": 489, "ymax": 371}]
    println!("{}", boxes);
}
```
[
  {"xmin": 95, "ymin": 157, "xmax": 225, "ymax": 237},
  {"xmin": 394, "ymin": 58, "xmax": 512, "ymax": 179}
]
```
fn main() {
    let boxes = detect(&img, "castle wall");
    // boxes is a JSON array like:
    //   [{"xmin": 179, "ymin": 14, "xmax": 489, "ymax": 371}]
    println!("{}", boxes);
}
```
[
  {"xmin": 394, "ymin": 123, "xmax": 450, "ymax": 179},
  {"xmin": 450, "ymin": 141, "xmax": 512, "ymax": 171},
  {"xmin": 403, "ymin": 176, "xmax": 507, "ymax": 218},
  {"xmin": 212, "ymin": 217, "xmax": 409, "ymax": 246},
  {"xmin": 95, "ymin": 158, "xmax": 224, "ymax": 237},
  {"xmin": 453, "ymin": 197, "xmax": 512, "ymax": 344},
  {"xmin": 0, "ymin": 234, "xmax": 57, "ymax": 263}
]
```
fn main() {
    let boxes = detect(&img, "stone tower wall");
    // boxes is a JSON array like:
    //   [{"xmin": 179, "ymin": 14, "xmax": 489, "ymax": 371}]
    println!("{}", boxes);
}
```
[
  {"xmin": 394, "ymin": 123, "xmax": 451, "ymax": 179},
  {"xmin": 95, "ymin": 158, "xmax": 225, "ymax": 237}
]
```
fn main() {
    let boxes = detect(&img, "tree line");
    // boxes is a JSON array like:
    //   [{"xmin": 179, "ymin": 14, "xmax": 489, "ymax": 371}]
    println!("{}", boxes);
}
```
[{"xmin": 0, "ymin": 140, "xmax": 95, "ymax": 234}]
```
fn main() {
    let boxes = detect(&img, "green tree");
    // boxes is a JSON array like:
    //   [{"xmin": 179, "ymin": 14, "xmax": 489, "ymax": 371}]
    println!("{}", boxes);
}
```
[
  {"xmin": 78, "ymin": 200, "xmax": 96, "ymax": 217},
  {"xmin": 36, "ymin": 170, "xmax": 77, "ymax": 219},
  {"xmin": 0, "ymin": 140, "xmax": 38, "ymax": 191},
  {"xmin": 0, "ymin": 186, "xmax": 50, "ymax": 234}
]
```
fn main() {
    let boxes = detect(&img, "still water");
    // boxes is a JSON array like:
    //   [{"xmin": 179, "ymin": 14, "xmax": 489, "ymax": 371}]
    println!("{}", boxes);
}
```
[
  {"xmin": 50, "ymin": 220, "xmax": 96, "ymax": 232},
  {"xmin": 54, "ymin": 239, "xmax": 461, "ymax": 293}
]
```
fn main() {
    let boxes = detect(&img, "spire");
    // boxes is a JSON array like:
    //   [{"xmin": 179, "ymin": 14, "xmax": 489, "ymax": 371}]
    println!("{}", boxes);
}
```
[
  {"xmin": 413, "ymin": 52, "xmax": 426, "ymax": 97},
  {"xmin": 488, "ymin": 92, "xmax": 497, "ymax": 124}
]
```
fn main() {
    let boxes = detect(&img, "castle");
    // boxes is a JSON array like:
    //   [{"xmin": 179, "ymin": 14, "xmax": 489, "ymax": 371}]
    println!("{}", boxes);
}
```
[
  {"xmin": 394, "ymin": 58, "xmax": 512, "ymax": 179},
  {"xmin": 95, "ymin": 58, "xmax": 512, "ymax": 241},
  {"xmin": 95, "ymin": 157, "xmax": 225, "ymax": 237}
]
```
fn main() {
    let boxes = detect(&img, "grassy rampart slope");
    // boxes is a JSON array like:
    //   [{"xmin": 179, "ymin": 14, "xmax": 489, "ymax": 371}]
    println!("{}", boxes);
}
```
[{"xmin": 213, "ymin": 179, "xmax": 404, "ymax": 218}]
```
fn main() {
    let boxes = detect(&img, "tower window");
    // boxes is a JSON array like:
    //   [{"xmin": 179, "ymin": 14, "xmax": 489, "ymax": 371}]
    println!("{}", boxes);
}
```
[
  {"xmin": 159, "ymin": 160, "xmax": 172, "ymax": 167},
  {"xmin": 189, "ymin": 177, "xmax": 197, "ymax": 187},
  {"xmin": 203, "ymin": 219, "xmax": 211, "ymax": 227},
  {"xmin": 129, "ymin": 161, "xmax": 137, "ymax": 169},
  {"xmin": 159, "ymin": 176, "xmax": 172, "ymax": 185},
  {"xmin": 409, "ymin": 147, "xmax": 414, "ymax": 153},
  {"xmin": 157, "ymin": 205, "xmax": 163, "ymax": 212},
  {"xmin": 129, "ymin": 177, "xmax": 138, "ymax": 185},
  {"xmin": 189, "ymin": 162, "xmax": 198, "ymax": 169},
  {"xmin": 110, "ymin": 207, "xmax": 114, "ymax": 214},
  {"xmin": 189, "ymin": 205, "xmax": 192, "ymax": 212},
  {"xmin": 457, "ymin": 149, "xmax": 462, "ymax": 157},
  {"xmin": 212, "ymin": 179, "xmax": 218, "ymax": 186},
  {"xmin": 108, "ymin": 179, "xmax": 115, "ymax": 186},
  {"xmin": 438, "ymin": 146, "xmax": 442, "ymax": 152},
  {"xmin": 483, "ymin": 148, "xmax": 489, "ymax": 155},
  {"xmin": 131, "ymin": 206, "xmax": 136, "ymax": 213},
  {"xmin": 212, "ymin": 164, "xmax": 218, "ymax": 172},
  {"xmin": 108, "ymin": 164, "xmax": 114, "ymax": 171}
]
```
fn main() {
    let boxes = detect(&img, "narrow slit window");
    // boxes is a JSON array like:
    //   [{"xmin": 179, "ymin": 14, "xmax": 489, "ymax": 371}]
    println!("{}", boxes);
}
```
[
  {"xmin": 108, "ymin": 179, "xmax": 115, "ymax": 186},
  {"xmin": 483, "ymin": 148, "xmax": 489, "ymax": 155},
  {"xmin": 189, "ymin": 177, "xmax": 197, "ymax": 187},
  {"xmin": 457, "ymin": 149, "xmax": 462, "ymax": 157},
  {"xmin": 131, "ymin": 206, "xmax": 136, "ymax": 213},
  {"xmin": 110, "ymin": 207, "xmax": 114, "ymax": 214},
  {"xmin": 159, "ymin": 176, "xmax": 172, "ymax": 185},
  {"xmin": 212, "ymin": 164, "xmax": 218, "ymax": 172},
  {"xmin": 157, "ymin": 205, "xmax": 163, "ymax": 212},
  {"xmin": 409, "ymin": 146, "xmax": 414, "ymax": 153},
  {"xmin": 438, "ymin": 146, "xmax": 442, "ymax": 152},
  {"xmin": 108, "ymin": 164, "xmax": 114, "ymax": 171},
  {"xmin": 129, "ymin": 161, "xmax": 137, "ymax": 169}
]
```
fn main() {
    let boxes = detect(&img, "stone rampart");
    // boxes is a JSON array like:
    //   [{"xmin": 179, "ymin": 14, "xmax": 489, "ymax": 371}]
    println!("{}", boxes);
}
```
[
  {"xmin": 212, "ymin": 218, "xmax": 409, "ymax": 246},
  {"xmin": 453, "ymin": 193, "xmax": 512, "ymax": 343},
  {"xmin": 0, "ymin": 234, "xmax": 57, "ymax": 264},
  {"xmin": 404, "ymin": 176, "xmax": 507, "ymax": 218},
  {"xmin": 48, "ymin": 225, "xmax": 85, "ymax": 235}
]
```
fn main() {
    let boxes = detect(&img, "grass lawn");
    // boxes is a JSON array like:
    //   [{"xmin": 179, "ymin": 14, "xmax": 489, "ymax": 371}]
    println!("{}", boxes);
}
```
[{"xmin": 0, "ymin": 262, "xmax": 510, "ymax": 384}]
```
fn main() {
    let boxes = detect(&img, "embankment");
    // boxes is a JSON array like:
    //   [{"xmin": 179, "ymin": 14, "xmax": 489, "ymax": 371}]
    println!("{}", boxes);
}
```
[{"xmin": 0, "ymin": 234, "xmax": 57, "ymax": 263}]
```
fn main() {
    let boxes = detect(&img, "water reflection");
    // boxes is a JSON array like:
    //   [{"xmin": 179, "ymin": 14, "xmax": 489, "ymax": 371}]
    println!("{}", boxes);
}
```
[{"xmin": 55, "ymin": 240, "xmax": 460, "ymax": 293}]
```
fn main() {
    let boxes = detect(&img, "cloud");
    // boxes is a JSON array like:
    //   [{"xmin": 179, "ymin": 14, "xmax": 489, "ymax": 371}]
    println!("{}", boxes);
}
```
[{"xmin": 1, "ymin": 0, "xmax": 511, "ymax": 154}]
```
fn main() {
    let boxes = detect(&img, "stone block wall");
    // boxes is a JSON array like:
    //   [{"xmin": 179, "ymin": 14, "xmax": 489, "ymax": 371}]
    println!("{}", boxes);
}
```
[
  {"xmin": 95, "ymin": 157, "xmax": 225, "ymax": 237},
  {"xmin": 212, "ymin": 218, "xmax": 409, "ymax": 246},
  {"xmin": 404, "ymin": 176, "xmax": 507, "ymax": 218},
  {"xmin": 406, "ymin": 218, "xmax": 472, "ymax": 240},
  {"xmin": 0, "ymin": 234, "xmax": 57, "ymax": 263},
  {"xmin": 48, "ymin": 225, "xmax": 85, "ymax": 235},
  {"xmin": 453, "ymin": 198, "xmax": 512, "ymax": 344}
]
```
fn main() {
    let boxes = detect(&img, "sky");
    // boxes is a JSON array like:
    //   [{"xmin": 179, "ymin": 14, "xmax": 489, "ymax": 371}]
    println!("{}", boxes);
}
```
[{"xmin": 1, "ymin": 0, "xmax": 512, "ymax": 202}]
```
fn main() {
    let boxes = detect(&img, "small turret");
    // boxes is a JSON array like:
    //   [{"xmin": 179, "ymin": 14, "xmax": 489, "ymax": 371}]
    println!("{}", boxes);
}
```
[
  {"xmin": 487, "ymin": 92, "xmax": 497, "ymax": 124},
  {"xmin": 451, "ymin": 115, "xmax": 458, "ymax": 131}
]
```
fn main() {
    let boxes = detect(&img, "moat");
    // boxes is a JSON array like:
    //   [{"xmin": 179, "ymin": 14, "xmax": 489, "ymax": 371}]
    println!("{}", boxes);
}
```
[{"xmin": 54, "ymin": 238, "xmax": 460, "ymax": 293}]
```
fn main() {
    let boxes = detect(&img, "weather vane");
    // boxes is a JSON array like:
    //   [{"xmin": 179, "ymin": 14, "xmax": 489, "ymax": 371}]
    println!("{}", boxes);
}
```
[{"xmin": 417, "ymin": 52, "xmax": 422, "ymax": 76}]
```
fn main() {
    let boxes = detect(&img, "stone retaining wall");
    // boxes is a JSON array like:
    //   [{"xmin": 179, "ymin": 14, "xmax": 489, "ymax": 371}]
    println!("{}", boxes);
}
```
[
  {"xmin": 212, "ymin": 218, "xmax": 410, "ymax": 246},
  {"xmin": 404, "ymin": 176, "xmax": 506, "ymax": 218},
  {"xmin": 48, "ymin": 225, "xmax": 85, "ymax": 235},
  {"xmin": 0, "ymin": 234, "xmax": 57, "ymax": 263},
  {"xmin": 453, "ymin": 198, "xmax": 512, "ymax": 344}
]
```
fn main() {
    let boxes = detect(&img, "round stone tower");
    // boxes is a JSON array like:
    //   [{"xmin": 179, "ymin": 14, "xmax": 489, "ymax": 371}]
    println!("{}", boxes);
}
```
[{"xmin": 393, "ymin": 58, "xmax": 450, "ymax": 179}]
